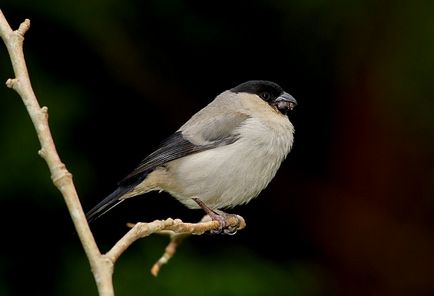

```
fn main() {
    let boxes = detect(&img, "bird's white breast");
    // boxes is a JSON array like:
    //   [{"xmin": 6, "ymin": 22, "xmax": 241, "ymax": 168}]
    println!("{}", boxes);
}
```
[{"xmin": 165, "ymin": 114, "xmax": 294, "ymax": 209}]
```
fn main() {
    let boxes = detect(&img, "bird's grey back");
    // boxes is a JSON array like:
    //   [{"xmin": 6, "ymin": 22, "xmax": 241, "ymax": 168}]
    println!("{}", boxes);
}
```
[{"xmin": 179, "ymin": 91, "xmax": 250, "ymax": 145}]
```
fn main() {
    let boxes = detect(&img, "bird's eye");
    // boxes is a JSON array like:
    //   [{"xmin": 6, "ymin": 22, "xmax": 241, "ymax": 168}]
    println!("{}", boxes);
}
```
[{"xmin": 260, "ymin": 92, "xmax": 271, "ymax": 101}]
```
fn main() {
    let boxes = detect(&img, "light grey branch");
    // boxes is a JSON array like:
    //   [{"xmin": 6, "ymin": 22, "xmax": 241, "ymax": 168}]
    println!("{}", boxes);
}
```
[{"xmin": 0, "ymin": 10, "xmax": 114, "ymax": 296}]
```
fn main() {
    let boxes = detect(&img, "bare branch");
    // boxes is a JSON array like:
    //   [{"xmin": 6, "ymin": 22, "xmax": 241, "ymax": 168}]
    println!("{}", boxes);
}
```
[
  {"xmin": 151, "ymin": 232, "xmax": 189, "ymax": 277},
  {"xmin": 0, "ymin": 9, "xmax": 113, "ymax": 295},
  {"xmin": 149, "ymin": 214, "xmax": 244, "ymax": 276},
  {"xmin": 106, "ymin": 215, "xmax": 246, "ymax": 265}
]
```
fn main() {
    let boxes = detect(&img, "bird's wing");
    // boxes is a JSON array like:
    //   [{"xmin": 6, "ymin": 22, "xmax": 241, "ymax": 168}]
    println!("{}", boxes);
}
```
[
  {"xmin": 86, "ymin": 104, "xmax": 250, "ymax": 222},
  {"xmin": 87, "ymin": 130, "xmax": 227, "ymax": 222},
  {"xmin": 119, "ymin": 131, "xmax": 206, "ymax": 184},
  {"xmin": 120, "ymin": 111, "xmax": 250, "ymax": 185}
]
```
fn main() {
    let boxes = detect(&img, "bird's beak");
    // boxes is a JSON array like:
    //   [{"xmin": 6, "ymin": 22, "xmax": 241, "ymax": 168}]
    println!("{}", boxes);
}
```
[{"xmin": 273, "ymin": 92, "xmax": 297, "ymax": 114}]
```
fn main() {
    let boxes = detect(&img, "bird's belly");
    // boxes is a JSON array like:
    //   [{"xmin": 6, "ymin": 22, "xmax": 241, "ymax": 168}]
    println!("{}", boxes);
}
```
[{"xmin": 164, "ymin": 131, "xmax": 291, "ymax": 209}]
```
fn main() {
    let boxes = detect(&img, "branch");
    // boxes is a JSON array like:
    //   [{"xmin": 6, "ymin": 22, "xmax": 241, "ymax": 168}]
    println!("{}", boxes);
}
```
[
  {"xmin": 151, "ymin": 232, "xmax": 189, "ymax": 277},
  {"xmin": 0, "ymin": 10, "xmax": 246, "ymax": 295},
  {"xmin": 106, "ymin": 215, "xmax": 245, "ymax": 266},
  {"xmin": 149, "ymin": 214, "xmax": 235, "ymax": 277},
  {"xmin": 0, "ymin": 9, "xmax": 114, "ymax": 295}
]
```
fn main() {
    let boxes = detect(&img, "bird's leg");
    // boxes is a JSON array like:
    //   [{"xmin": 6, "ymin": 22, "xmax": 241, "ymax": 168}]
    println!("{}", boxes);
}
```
[{"xmin": 192, "ymin": 198, "xmax": 240, "ymax": 235}]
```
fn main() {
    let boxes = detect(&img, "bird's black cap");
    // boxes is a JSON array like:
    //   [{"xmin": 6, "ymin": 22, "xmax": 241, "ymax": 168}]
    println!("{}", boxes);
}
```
[{"xmin": 231, "ymin": 80, "xmax": 285, "ymax": 102}]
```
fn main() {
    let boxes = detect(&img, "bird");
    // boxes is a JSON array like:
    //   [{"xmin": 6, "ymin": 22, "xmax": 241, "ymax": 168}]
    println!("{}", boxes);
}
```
[{"xmin": 86, "ymin": 80, "xmax": 297, "ymax": 233}]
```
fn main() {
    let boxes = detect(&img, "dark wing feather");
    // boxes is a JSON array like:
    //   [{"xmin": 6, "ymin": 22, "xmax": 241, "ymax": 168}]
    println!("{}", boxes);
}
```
[
  {"xmin": 86, "ymin": 112, "xmax": 249, "ymax": 222},
  {"xmin": 121, "ymin": 130, "xmax": 237, "ymax": 184},
  {"xmin": 120, "ymin": 131, "xmax": 207, "ymax": 183},
  {"xmin": 121, "ymin": 112, "xmax": 250, "ymax": 184}
]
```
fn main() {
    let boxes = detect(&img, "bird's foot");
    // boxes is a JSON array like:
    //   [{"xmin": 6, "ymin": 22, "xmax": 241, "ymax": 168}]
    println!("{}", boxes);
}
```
[
  {"xmin": 211, "ymin": 210, "xmax": 241, "ymax": 235},
  {"xmin": 192, "ymin": 198, "xmax": 241, "ymax": 235}
]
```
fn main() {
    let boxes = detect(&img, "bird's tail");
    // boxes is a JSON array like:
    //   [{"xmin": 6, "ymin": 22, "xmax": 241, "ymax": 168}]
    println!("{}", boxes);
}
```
[
  {"xmin": 85, "ymin": 186, "xmax": 131, "ymax": 223},
  {"xmin": 86, "ymin": 168, "xmax": 150, "ymax": 223}
]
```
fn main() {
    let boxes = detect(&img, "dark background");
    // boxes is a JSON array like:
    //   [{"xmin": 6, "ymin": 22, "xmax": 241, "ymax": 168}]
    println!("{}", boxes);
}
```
[{"xmin": 1, "ymin": 1, "xmax": 433, "ymax": 296}]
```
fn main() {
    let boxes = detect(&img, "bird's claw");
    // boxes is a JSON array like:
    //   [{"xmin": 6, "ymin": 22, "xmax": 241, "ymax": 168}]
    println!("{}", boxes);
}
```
[
  {"xmin": 209, "ymin": 211, "xmax": 240, "ymax": 235},
  {"xmin": 192, "ymin": 198, "xmax": 241, "ymax": 235}
]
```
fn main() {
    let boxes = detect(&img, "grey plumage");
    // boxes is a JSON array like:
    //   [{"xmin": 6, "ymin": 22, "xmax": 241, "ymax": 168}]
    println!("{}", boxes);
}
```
[{"xmin": 86, "ymin": 80, "xmax": 297, "ymax": 223}]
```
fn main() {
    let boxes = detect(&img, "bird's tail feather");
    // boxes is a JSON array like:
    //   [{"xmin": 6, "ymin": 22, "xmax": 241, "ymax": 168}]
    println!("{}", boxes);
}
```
[
  {"xmin": 86, "ymin": 186, "xmax": 131, "ymax": 223},
  {"xmin": 86, "ymin": 169, "xmax": 150, "ymax": 223}
]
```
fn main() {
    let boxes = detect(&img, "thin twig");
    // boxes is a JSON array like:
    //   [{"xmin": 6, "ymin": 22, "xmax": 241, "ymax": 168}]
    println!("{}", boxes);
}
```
[
  {"xmin": 151, "ymin": 232, "xmax": 189, "ymax": 277},
  {"xmin": 150, "ymin": 214, "xmax": 221, "ymax": 276},
  {"xmin": 106, "ymin": 215, "xmax": 246, "ymax": 265}
]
